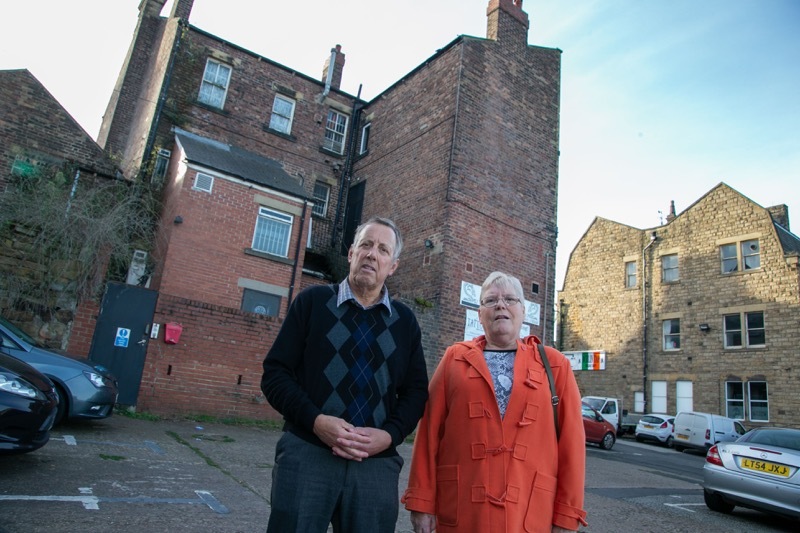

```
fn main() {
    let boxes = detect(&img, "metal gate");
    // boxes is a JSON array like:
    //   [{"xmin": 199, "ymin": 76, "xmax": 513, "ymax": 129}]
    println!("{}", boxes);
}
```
[{"xmin": 88, "ymin": 282, "xmax": 159, "ymax": 405}]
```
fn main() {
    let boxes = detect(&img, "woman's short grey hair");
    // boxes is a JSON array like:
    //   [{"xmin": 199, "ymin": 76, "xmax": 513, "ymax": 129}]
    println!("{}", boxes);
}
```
[
  {"xmin": 352, "ymin": 216, "xmax": 404, "ymax": 261},
  {"xmin": 481, "ymin": 271, "xmax": 525, "ymax": 301}
]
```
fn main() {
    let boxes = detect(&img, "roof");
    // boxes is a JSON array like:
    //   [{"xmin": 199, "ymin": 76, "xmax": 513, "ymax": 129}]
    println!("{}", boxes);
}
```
[
  {"xmin": 775, "ymin": 223, "xmax": 800, "ymax": 257},
  {"xmin": 0, "ymin": 69, "xmax": 120, "ymax": 179},
  {"xmin": 174, "ymin": 129, "xmax": 308, "ymax": 199}
]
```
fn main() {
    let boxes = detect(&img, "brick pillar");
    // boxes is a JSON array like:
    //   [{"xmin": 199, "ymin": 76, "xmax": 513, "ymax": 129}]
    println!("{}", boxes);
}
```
[
  {"xmin": 486, "ymin": 0, "xmax": 530, "ymax": 44},
  {"xmin": 170, "ymin": 0, "xmax": 195, "ymax": 21},
  {"xmin": 322, "ymin": 45, "xmax": 346, "ymax": 90}
]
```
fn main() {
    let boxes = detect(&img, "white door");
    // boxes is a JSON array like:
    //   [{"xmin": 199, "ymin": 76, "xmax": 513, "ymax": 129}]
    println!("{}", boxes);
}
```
[{"xmin": 676, "ymin": 381, "xmax": 693, "ymax": 414}]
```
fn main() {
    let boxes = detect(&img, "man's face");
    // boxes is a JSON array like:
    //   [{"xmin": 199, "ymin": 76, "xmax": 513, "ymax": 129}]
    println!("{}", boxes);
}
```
[{"xmin": 347, "ymin": 223, "xmax": 399, "ymax": 292}]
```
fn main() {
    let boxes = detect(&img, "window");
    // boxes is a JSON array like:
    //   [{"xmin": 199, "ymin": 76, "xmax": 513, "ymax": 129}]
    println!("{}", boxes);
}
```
[
  {"xmin": 661, "ymin": 254, "xmax": 679, "ymax": 282},
  {"xmin": 152, "ymin": 148, "xmax": 171, "ymax": 181},
  {"xmin": 359, "ymin": 123, "xmax": 371, "ymax": 154},
  {"xmin": 662, "ymin": 319, "xmax": 680, "ymax": 350},
  {"xmin": 198, "ymin": 59, "xmax": 231, "ymax": 109},
  {"xmin": 726, "ymin": 381, "xmax": 769, "ymax": 422},
  {"xmin": 312, "ymin": 182, "xmax": 330, "ymax": 218},
  {"xmin": 725, "ymin": 382, "xmax": 745, "ymax": 419},
  {"xmin": 192, "ymin": 172, "xmax": 214, "ymax": 193},
  {"xmin": 241, "ymin": 288, "xmax": 281, "ymax": 317},
  {"xmin": 252, "ymin": 207, "xmax": 292, "ymax": 257},
  {"xmin": 625, "ymin": 261, "xmax": 636, "ymax": 288},
  {"xmin": 748, "ymin": 381, "xmax": 769, "ymax": 422},
  {"xmin": 724, "ymin": 311, "xmax": 765, "ymax": 348},
  {"xmin": 651, "ymin": 381, "xmax": 667, "ymax": 413},
  {"xmin": 268, "ymin": 95, "xmax": 295, "ymax": 134},
  {"xmin": 323, "ymin": 109, "xmax": 348, "ymax": 154},
  {"xmin": 720, "ymin": 239, "xmax": 760, "ymax": 273}
]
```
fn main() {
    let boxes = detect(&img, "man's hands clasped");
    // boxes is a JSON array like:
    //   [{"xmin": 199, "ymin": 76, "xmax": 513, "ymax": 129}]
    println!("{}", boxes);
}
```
[{"xmin": 313, "ymin": 414, "xmax": 392, "ymax": 461}]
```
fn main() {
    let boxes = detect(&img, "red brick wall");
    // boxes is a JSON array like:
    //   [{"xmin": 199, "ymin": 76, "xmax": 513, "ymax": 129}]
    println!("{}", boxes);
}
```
[
  {"xmin": 137, "ymin": 292, "xmax": 281, "ymax": 420},
  {"xmin": 66, "ymin": 299, "xmax": 101, "ymax": 357}
]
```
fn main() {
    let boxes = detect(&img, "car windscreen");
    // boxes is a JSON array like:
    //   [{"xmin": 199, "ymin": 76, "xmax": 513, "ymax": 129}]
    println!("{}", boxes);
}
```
[{"xmin": 0, "ymin": 316, "xmax": 42, "ymax": 347}]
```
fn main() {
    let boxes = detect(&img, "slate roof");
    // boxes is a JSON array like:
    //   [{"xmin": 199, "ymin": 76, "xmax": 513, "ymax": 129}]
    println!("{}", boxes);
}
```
[
  {"xmin": 775, "ymin": 223, "xmax": 800, "ymax": 257},
  {"xmin": 174, "ymin": 129, "xmax": 308, "ymax": 199}
]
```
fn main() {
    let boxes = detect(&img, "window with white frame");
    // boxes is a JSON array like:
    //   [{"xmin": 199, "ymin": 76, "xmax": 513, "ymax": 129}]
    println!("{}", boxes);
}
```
[
  {"xmin": 198, "ymin": 59, "xmax": 232, "ymax": 109},
  {"xmin": 661, "ymin": 254, "xmax": 679, "ymax": 282},
  {"xmin": 724, "ymin": 310, "xmax": 765, "ymax": 348},
  {"xmin": 725, "ymin": 382, "xmax": 745, "ymax": 419},
  {"xmin": 359, "ymin": 123, "xmax": 371, "ymax": 154},
  {"xmin": 720, "ymin": 238, "xmax": 760, "ymax": 273},
  {"xmin": 268, "ymin": 95, "xmax": 295, "ymax": 134},
  {"xmin": 323, "ymin": 109, "xmax": 348, "ymax": 154},
  {"xmin": 152, "ymin": 148, "xmax": 171, "ymax": 181},
  {"xmin": 252, "ymin": 207, "xmax": 293, "ymax": 257},
  {"xmin": 662, "ymin": 318, "xmax": 680, "ymax": 350},
  {"xmin": 651, "ymin": 381, "xmax": 667, "ymax": 413},
  {"xmin": 312, "ymin": 182, "xmax": 330, "ymax": 218},
  {"xmin": 748, "ymin": 381, "xmax": 769, "ymax": 422},
  {"xmin": 676, "ymin": 381, "xmax": 693, "ymax": 413},
  {"xmin": 625, "ymin": 260, "xmax": 636, "ymax": 288}
]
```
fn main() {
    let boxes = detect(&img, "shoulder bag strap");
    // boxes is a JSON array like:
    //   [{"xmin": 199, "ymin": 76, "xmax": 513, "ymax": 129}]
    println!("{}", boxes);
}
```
[{"xmin": 537, "ymin": 342, "xmax": 560, "ymax": 440}]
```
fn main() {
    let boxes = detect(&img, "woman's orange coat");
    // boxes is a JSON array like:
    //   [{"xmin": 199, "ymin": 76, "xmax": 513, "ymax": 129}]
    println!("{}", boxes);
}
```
[{"xmin": 402, "ymin": 335, "xmax": 588, "ymax": 532}]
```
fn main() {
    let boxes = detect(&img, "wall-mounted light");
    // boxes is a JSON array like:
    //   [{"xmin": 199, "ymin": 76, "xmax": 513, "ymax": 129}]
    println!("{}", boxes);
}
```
[
  {"xmin": 424, "ymin": 239, "xmax": 434, "ymax": 249},
  {"xmin": 174, "ymin": 215, "xmax": 183, "ymax": 224},
  {"xmin": 699, "ymin": 323, "xmax": 710, "ymax": 332}
]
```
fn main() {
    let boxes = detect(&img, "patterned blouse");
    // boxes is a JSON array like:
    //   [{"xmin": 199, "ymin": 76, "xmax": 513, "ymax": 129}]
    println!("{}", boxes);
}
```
[{"xmin": 483, "ymin": 349, "xmax": 516, "ymax": 418}]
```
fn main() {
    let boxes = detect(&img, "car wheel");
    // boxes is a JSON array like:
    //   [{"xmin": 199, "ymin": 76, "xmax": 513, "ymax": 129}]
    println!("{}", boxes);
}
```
[
  {"xmin": 704, "ymin": 489, "xmax": 734, "ymax": 514},
  {"xmin": 665, "ymin": 435, "xmax": 674, "ymax": 448},
  {"xmin": 674, "ymin": 444, "xmax": 684, "ymax": 452},
  {"xmin": 53, "ymin": 384, "xmax": 68, "ymax": 426},
  {"xmin": 600, "ymin": 432, "xmax": 615, "ymax": 450}
]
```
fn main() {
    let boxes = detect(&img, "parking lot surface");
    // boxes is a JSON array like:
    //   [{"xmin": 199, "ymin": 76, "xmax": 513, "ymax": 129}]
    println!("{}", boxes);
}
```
[{"xmin": 0, "ymin": 414, "xmax": 416, "ymax": 532}]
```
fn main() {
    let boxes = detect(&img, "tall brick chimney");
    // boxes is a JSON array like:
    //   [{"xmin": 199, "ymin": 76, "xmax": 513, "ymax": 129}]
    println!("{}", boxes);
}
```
[
  {"xmin": 486, "ymin": 0, "xmax": 530, "ymax": 45},
  {"xmin": 170, "ymin": 0, "xmax": 195, "ymax": 20},
  {"xmin": 322, "ymin": 45, "xmax": 346, "ymax": 91}
]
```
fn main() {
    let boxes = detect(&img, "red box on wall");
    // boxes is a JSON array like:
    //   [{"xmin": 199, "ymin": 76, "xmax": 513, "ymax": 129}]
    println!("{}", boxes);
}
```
[{"xmin": 164, "ymin": 322, "xmax": 183, "ymax": 344}]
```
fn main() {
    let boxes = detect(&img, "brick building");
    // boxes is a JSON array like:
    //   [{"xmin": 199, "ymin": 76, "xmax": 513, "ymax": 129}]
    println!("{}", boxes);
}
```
[
  {"xmin": 0, "ymin": 69, "xmax": 120, "ymax": 346},
  {"xmin": 558, "ymin": 183, "xmax": 800, "ymax": 428},
  {"xmin": 84, "ymin": 0, "xmax": 562, "ymax": 417}
]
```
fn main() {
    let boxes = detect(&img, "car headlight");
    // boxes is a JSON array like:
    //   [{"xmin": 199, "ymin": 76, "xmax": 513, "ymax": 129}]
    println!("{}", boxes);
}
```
[
  {"xmin": 0, "ymin": 372, "xmax": 43, "ymax": 399},
  {"xmin": 83, "ymin": 371, "xmax": 108, "ymax": 388}
]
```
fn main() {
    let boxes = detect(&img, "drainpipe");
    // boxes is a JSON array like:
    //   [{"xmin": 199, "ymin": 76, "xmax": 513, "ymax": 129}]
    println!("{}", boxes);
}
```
[
  {"xmin": 642, "ymin": 231, "xmax": 658, "ymax": 413},
  {"xmin": 65, "ymin": 169, "xmax": 80, "ymax": 215},
  {"xmin": 543, "ymin": 250, "xmax": 551, "ymax": 343},
  {"xmin": 321, "ymin": 47, "xmax": 337, "ymax": 99},
  {"xmin": 330, "ymin": 84, "xmax": 363, "ymax": 249},
  {"xmin": 287, "ymin": 201, "xmax": 309, "ymax": 307}
]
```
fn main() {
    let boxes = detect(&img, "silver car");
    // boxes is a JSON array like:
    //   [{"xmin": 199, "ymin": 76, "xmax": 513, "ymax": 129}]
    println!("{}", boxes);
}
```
[
  {"xmin": 0, "ymin": 316, "xmax": 118, "ymax": 425},
  {"xmin": 702, "ymin": 427, "xmax": 800, "ymax": 520}
]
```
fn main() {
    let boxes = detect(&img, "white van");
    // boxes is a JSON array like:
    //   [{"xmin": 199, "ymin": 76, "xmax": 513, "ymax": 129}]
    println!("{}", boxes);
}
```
[{"xmin": 672, "ymin": 411, "xmax": 747, "ymax": 452}]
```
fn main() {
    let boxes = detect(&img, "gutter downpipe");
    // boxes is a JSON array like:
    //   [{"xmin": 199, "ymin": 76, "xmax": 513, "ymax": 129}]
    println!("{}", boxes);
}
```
[
  {"xmin": 287, "ymin": 200, "xmax": 309, "ymax": 307},
  {"xmin": 331, "ymin": 84, "xmax": 363, "ymax": 249},
  {"xmin": 642, "ymin": 231, "xmax": 657, "ymax": 414},
  {"xmin": 543, "ymin": 250, "xmax": 551, "ymax": 343}
]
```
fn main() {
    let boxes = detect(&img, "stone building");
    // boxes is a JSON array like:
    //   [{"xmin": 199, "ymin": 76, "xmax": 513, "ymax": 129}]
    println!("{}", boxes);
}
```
[
  {"xmin": 558, "ymin": 183, "xmax": 800, "ymax": 428},
  {"xmin": 64, "ymin": 0, "xmax": 562, "ymax": 417}
]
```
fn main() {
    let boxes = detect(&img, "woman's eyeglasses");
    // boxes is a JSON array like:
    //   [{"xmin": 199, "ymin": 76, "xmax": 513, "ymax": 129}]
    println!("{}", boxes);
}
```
[{"xmin": 480, "ymin": 296, "xmax": 521, "ymax": 308}]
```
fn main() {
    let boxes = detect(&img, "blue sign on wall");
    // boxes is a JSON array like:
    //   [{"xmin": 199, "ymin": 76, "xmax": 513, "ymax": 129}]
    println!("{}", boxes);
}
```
[{"xmin": 114, "ymin": 327, "xmax": 131, "ymax": 348}]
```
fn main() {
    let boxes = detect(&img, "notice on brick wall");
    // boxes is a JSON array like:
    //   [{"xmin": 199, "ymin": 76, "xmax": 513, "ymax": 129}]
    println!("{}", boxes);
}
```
[{"xmin": 460, "ymin": 280, "xmax": 540, "ymax": 325}]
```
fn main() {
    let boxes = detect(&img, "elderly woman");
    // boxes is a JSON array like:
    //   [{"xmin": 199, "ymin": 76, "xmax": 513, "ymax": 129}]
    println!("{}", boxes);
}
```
[{"xmin": 402, "ymin": 272, "xmax": 588, "ymax": 532}]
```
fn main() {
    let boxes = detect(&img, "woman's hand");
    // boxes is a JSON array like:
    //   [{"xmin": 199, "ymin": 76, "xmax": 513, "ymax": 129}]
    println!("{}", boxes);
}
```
[{"xmin": 411, "ymin": 511, "xmax": 436, "ymax": 533}]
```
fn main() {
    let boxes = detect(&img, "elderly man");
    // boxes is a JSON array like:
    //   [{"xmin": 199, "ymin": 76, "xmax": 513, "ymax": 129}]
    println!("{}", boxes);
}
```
[{"xmin": 261, "ymin": 216, "xmax": 429, "ymax": 533}]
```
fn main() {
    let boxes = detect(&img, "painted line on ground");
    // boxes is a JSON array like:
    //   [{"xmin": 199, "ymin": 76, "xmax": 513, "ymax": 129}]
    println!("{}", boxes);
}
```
[
  {"xmin": 53, "ymin": 436, "xmax": 165, "ymax": 454},
  {"xmin": 0, "ymin": 489, "xmax": 228, "ymax": 514}
]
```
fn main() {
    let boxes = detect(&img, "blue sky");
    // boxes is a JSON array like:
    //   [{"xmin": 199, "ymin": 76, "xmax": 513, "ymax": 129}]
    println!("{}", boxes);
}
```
[{"xmin": 1, "ymin": 0, "xmax": 798, "ymax": 289}]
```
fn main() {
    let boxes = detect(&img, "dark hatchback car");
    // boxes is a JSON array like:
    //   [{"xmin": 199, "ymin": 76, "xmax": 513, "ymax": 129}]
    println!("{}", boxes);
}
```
[
  {"xmin": 1, "ymin": 351, "xmax": 58, "ymax": 454},
  {"xmin": 0, "ymin": 316, "xmax": 118, "ymax": 424}
]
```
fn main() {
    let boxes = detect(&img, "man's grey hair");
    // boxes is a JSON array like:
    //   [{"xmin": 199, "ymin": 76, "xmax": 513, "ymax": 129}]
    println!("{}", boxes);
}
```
[
  {"xmin": 352, "ymin": 216, "xmax": 404, "ymax": 261},
  {"xmin": 481, "ymin": 271, "xmax": 525, "ymax": 301}
]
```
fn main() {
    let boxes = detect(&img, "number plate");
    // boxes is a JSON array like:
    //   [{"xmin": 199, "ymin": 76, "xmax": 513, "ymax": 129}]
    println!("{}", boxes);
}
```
[
  {"xmin": 740, "ymin": 458, "xmax": 791, "ymax": 477},
  {"xmin": 676, "ymin": 433, "xmax": 689, "ymax": 440},
  {"xmin": 643, "ymin": 424, "xmax": 654, "ymax": 429}
]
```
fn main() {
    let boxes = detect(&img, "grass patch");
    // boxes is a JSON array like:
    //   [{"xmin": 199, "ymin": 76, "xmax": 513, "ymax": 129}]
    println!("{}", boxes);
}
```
[{"xmin": 99, "ymin": 454, "xmax": 126, "ymax": 461}]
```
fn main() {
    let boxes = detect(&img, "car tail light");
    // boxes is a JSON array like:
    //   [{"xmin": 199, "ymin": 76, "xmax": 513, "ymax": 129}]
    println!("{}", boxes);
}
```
[
  {"xmin": 660, "ymin": 421, "xmax": 668, "ymax": 429},
  {"xmin": 706, "ymin": 445, "xmax": 724, "ymax": 466},
  {"xmin": 705, "ymin": 429, "xmax": 711, "ymax": 440}
]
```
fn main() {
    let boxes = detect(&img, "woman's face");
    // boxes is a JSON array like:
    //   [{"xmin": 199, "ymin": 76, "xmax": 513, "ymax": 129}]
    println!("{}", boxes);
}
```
[{"xmin": 478, "ymin": 282, "xmax": 524, "ymax": 347}]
